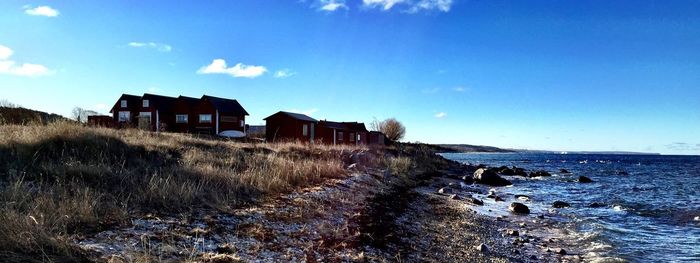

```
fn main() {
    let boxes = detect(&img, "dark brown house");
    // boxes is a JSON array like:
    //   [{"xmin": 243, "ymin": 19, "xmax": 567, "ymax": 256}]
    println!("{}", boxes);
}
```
[
  {"xmin": 193, "ymin": 95, "xmax": 249, "ymax": 135},
  {"xmin": 368, "ymin": 131, "xmax": 388, "ymax": 145},
  {"xmin": 264, "ymin": 111, "xmax": 318, "ymax": 143},
  {"xmin": 316, "ymin": 120, "xmax": 370, "ymax": 145},
  {"xmin": 343, "ymin": 122, "xmax": 369, "ymax": 145},
  {"xmin": 110, "ymin": 94, "xmax": 142, "ymax": 128},
  {"xmin": 108, "ymin": 93, "xmax": 248, "ymax": 135},
  {"xmin": 87, "ymin": 115, "xmax": 114, "ymax": 128}
]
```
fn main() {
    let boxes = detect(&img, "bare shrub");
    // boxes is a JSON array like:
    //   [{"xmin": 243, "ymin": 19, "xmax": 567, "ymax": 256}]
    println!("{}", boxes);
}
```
[{"xmin": 370, "ymin": 118, "xmax": 406, "ymax": 141}]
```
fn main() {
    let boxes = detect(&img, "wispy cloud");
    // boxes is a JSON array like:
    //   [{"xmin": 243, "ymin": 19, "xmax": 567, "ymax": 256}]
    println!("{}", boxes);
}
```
[
  {"xmin": 197, "ymin": 59, "xmax": 267, "ymax": 78},
  {"xmin": 287, "ymin": 108, "xmax": 320, "ymax": 116},
  {"xmin": 362, "ymin": 0, "xmax": 453, "ymax": 12},
  {"xmin": 127, "ymin": 42, "xmax": 172, "ymax": 52},
  {"xmin": 453, "ymin": 86, "xmax": 468, "ymax": 92},
  {"xmin": 24, "ymin": 5, "xmax": 59, "ymax": 17},
  {"xmin": 363, "ymin": 0, "xmax": 406, "ymax": 10},
  {"xmin": 407, "ymin": 0, "xmax": 453, "ymax": 13},
  {"xmin": 0, "ymin": 44, "xmax": 52, "ymax": 77},
  {"xmin": 274, "ymin": 69, "xmax": 297, "ymax": 78},
  {"xmin": 434, "ymin": 112, "xmax": 447, "ymax": 119},
  {"xmin": 320, "ymin": 0, "xmax": 348, "ymax": 11}
]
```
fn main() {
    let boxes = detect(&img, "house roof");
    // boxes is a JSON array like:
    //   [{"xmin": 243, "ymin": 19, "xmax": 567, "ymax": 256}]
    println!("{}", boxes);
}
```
[
  {"xmin": 202, "ymin": 95, "xmax": 249, "ymax": 116},
  {"xmin": 109, "ymin": 94, "xmax": 142, "ymax": 113},
  {"xmin": 343, "ymin": 122, "xmax": 368, "ymax": 132},
  {"xmin": 264, "ymin": 111, "xmax": 318, "ymax": 122},
  {"xmin": 319, "ymin": 120, "xmax": 347, "ymax": 130},
  {"xmin": 143, "ymin": 93, "xmax": 178, "ymax": 112},
  {"xmin": 177, "ymin": 95, "xmax": 200, "ymax": 106}
]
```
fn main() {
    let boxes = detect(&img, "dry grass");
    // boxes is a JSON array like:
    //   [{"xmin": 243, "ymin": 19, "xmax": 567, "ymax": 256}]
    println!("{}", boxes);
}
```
[{"xmin": 0, "ymin": 121, "xmax": 369, "ymax": 262}]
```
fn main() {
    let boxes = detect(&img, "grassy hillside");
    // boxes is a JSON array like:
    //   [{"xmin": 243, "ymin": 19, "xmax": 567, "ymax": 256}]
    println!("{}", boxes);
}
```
[
  {"xmin": 0, "ymin": 106, "xmax": 70, "ymax": 125},
  {"xmin": 0, "ymin": 122, "xmax": 386, "ymax": 262}
]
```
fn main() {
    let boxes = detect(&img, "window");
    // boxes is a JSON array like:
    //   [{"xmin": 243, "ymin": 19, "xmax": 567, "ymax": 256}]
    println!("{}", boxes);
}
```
[
  {"xmin": 143, "ymin": 100, "xmax": 149, "ymax": 107},
  {"xmin": 338, "ymin": 131, "xmax": 344, "ymax": 141},
  {"xmin": 240, "ymin": 120, "xmax": 245, "ymax": 127},
  {"xmin": 176, "ymin": 114, "xmax": 188, "ymax": 123},
  {"xmin": 139, "ymin": 112, "xmax": 151, "ymax": 118},
  {"xmin": 349, "ymin": 132, "xmax": 355, "ymax": 142},
  {"xmin": 357, "ymin": 133, "xmax": 361, "ymax": 141},
  {"xmin": 118, "ymin": 111, "xmax": 130, "ymax": 122},
  {"xmin": 199, "ymin": 114, "xmax": 212, "ymax": 123},
  {"xmin": 121, "ymin": 100, "xmax": 127, "ymax": 108},
  {"xmin": 302, "ymin": 124, "xmax": 308, "ymax": 136}
]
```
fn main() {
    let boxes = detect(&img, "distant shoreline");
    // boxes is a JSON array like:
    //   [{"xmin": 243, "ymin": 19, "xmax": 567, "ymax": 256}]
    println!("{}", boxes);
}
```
[{"xmin": 428, "ymin": 143, "xmax": 663, "ymax": 155}]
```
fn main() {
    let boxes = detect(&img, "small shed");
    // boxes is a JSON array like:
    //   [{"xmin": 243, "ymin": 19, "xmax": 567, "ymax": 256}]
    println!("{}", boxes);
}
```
[
  {"xmin": 368, "ymin": 131, "xmax": 388, "ymax": 145},
  {"xmin": 264, "ymin": 111, "xmax": 318, "ymax": 143},
  {"xmin": 87, "ymin": 115, "xmax": 114, "ymax": 128}
]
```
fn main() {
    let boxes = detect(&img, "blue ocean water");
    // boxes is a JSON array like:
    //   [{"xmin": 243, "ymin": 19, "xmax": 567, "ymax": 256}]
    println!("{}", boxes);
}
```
[{"xmin": 441, "ymin": 153, "xmax": 700, "ymax": 262}]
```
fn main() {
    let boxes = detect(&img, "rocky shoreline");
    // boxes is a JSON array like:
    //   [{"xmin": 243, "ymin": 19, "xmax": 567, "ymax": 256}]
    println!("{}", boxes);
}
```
[{"xmin": 71, "ymin": 146, "xmax": 589, "ymax": 262}]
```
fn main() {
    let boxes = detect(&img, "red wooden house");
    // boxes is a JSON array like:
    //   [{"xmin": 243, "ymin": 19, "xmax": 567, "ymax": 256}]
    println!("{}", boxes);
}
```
[
  {"xmin": 193, "ymin": 95, "xmax": 249, "ymax": 135},
  {"xmin": 138, "ymin": 93, "xmax": 177, "ymax": 131},
  {"xmin": 264, "ymin": 111, "xmax": 318, "ymax": 143},
  {"xmin": 110, "ymin": 94, "xmax": 143, "ymax": 128},
  {"xmin": 343, "ymin": 122, "xmax": 369, "ymax": 145},
  {"xmin": 172, "ymin": 95, "xmax": 200, "ymax": 133},
  {"xmin": 317, "ymin": 121, "xmax": 370, "ymax": 145}
]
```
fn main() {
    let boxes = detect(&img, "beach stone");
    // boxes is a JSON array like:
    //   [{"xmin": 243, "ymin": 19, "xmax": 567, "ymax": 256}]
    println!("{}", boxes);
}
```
[
  {"xmin": 578, "ymin": 176, "xmax": 593, "ymax": 183},
  {"xmin": 438, "ymin": 187, "xmax": 453, "ymax": 194},
  {"xmin": 515, "ymin": 194, "xmax": 530, "ymax": 201},
  {"xmin": 530, "ymin": 255, "xmax": 538, "ymax": 260},
  {"xmin": 494, "ymin": 196, "xmax": 504, "ymax": 202},
  {"xmin": 461, "ymin": 175, "xmax": 474, "ymax": 184},
  {"xmin": 559, "ymin": 169, "xmax": 571, "ymax": 174},
  {"xmin": 469, "ymin": 196, "xmax": 484, "ymax": 206},
  {"xmin": 529, "ymin": 170, "xmax": 552, "ymax": 177},
  {"xmin": 618, "ymin": 171, "xmax": 629, "ymax": 175},
  {"xmin": 346, "ymin": 163, "xmax": 358, "ymax": 170},
  {"xmin": 556, "ymin": 248, "xmax": 567, "ymax": 255},
  {"xmin": 513, "ymin": 167, "xmax": 528, "ymax": 176},
  {"xmin": 449, "ymin": 194, "xmax": 461, "ymax": 200},
  {"xmin": 509, "ymin": 202, "xmax": 530, "ymax": 214},
  {"xmin": 475, "ymin": 243, "xmax": 489, "ymax": 253},
  {"xmin": 552, "ymin": 201, "xmax": 571, "ymax": 208},
  {"xmin": 589, "ymin": 202, "xmax": 606, "ymax": 208},
  {"xmin": 473, "ymin": 168, "xmax": 512, "ymax": 186},
  {"xmin": 507, "ymin": 229, "xmax": 520, "ymax": 236}
]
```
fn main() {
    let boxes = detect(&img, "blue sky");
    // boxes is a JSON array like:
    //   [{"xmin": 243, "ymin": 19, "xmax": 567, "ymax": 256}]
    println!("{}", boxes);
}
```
[{"xmin": 1, "ymin": 0, "xmax": 699, "ymax": 154}]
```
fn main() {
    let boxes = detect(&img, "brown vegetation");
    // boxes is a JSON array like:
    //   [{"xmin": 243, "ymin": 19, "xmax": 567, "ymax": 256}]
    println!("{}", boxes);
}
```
[
  {"xmin": 0, "ymin": 122, "xmax": 370, "ymax": 262},
  {"xmin": 370, "ymin": 118, "xmax": 406, "ymax": 142}
]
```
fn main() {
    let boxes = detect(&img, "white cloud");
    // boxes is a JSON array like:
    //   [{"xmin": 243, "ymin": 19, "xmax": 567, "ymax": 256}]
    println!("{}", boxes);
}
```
[
  {"xmin": 453, "ymin": 86, "xmax": 466, "ymax": 92},
  {"xmin": 320, "ymin": 0, "xmax": 348, "ymax": 11},
  {"xmin": 0, "ymin": 45, "xmax": 12, "ymax": 60},
  {"xmin": 197, "ymin": 59, "xmax": 267, "ymax": 78},
  {"xmin": 0, "ymin": 44, "xmax": 52, "ymax": 77},
  {"xmin": 363, "ymin": 0, "xmax": 406, "ymax": 10},
  {"xmin": 288, "ymin": 108, "xmax": 319, "ymax": 116},
  {"xmin": 435, "ymin": 112, "xmax": 447, "ymax": 118},
  {"xmin": 24, "ymin": 6, "xmax": 59, "ymax": 17},
  {"xmin": 362, "ymin": 0, "xmax": 453, "ymax": 12},
  {"xmin": 127, "ymin": 42, "xmax": 172, "ymax": 52},
  {"xmin": 408, "ymin": 0, "xmax": 453, "ymax": 13},
  {"xmin": 274, "ymin": 69, "xmax": 297, "ymax": 78}
]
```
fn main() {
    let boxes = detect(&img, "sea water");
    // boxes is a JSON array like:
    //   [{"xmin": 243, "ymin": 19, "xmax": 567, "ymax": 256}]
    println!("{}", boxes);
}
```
[{"xmin": 441, "ymin": 153, "xmax": 700, "ymax": 262}]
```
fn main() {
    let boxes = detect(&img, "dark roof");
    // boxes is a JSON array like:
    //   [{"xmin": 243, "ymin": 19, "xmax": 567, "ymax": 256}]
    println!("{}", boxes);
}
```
[
  {"xmin": 110, "ymin": 94, "xmax": 142, "ymax": 113},
  {"xmin": 264, "ymin": 111, "xmax": 318, "ymax": 122},
  {"xmin": 143, "ymin": 93, "xmax": 178, "ymax": 112},
  {"xmin": 177, "ymin": 95, "xmax": 200, "ymax": 106},
  {"xmin": 343, "ymin": 122, "xmax": 368, "ymax": 132},
  {"xmin": 202, "ymin": 95, "xmax": 249, "ymax": 116},
  {"xmin": 319, "ymin": 120, "xmax": 347, "ymax": 130}
]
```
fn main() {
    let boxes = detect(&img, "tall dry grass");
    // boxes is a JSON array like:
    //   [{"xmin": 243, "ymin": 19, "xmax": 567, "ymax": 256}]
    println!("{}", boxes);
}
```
[{"xmin": 0, "ymin": 121, "xmax": 368, "ymax": 262}]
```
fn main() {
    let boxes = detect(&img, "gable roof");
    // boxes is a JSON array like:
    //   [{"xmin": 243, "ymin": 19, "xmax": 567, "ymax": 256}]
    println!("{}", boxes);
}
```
[
  {"xmin": 319, "ymin": 120, "xmax": 347, "ymax": 130},
  {"xmin": 177, "ymin": 95, "xmax": 200, "ymax": 107},
  {"xmin": 264, "ymin": 111, "xmax": 318, "ymax": 122},
  {"xmin": 109, "ymin": 94, "xmax": 142, "ymax": 113},
  {"xmin": 143, "ymin": 93, "xmax": 178, "ymax": 112},
  {"xmin": 202, "ymin": 95, "xmax": 249, "ymax": 116},
  {"xmin": 343, "ymin": 122, "xmax": 368, "ymax": 132}
]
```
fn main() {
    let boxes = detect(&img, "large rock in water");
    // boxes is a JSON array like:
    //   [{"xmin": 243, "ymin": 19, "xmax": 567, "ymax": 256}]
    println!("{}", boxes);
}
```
[
  {"xmin": 509, "ymin": 202, "xmax": 530, "ymax": 214},
  {"xmin": 528, "ymin": 170, "xmax": 552, "ymax": 177},
  {"xmin": 579, "ymin": 176, "xmax": 593, "ymax": 183},
  {"xmin": 473, "ymin": 168, "xmax": 512, "ymax": 186},
  {"xmin": 552, "ymin": 201, "xmax": 571, "ymax": 208}
]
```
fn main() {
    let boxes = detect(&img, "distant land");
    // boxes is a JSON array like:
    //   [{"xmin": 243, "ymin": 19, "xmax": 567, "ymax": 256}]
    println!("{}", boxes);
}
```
[
  {"xmin": 0, "ymin": 106, "xmax": 70, "ymax": 125},
  {"xmin": 430, "ymin": 144, "xmax": 661, "ymax": 155}
]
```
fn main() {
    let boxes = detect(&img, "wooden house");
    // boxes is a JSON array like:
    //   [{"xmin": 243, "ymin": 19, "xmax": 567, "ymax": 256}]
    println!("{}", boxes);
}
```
[
  {"xmin": 193, "ymin": 95, "xmax": 249, "ymax": 135},
  {"xmin": 172, "ymin": 95, "xmax": 200, "ymax": 133},
  {"xmin": 368, "ymin": 131, "xmax": 388, "ymax": 145},
  {"xmin": 138, "ymin": 93, "xmax": 177, "ymax": 131},
  {"xmin": 264, "ymin": 111, "xmax": 318, "ymax": 143},
  {"xmin": 110, "ymin": 94, "xmax": 142, "ymax": 128},
  {"xmin": 87, "ymin": 115, "xmax": 114, "ymax": 127}
]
